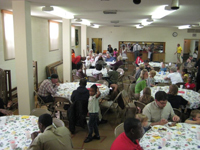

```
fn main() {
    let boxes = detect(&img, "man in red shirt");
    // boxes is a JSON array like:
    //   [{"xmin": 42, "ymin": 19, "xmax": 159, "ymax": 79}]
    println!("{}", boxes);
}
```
[
  {"xmin": 110, "ymin": 118, "xmax": 143, "ymax": 150},
  {"xmin": 135, "ymin": 53, "xmax": 143, "ymax": 67}
]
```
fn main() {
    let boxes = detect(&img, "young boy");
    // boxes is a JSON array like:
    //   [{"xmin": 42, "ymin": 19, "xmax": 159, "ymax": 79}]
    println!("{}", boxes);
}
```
[
  {"xmin": 185, "ymin": 110, "xmax": 200, "ymax": 124},
  {"xmin": 84, "ymin": 84, "xmax": 101, "ymax": 143},
  {"xmin": 185, "ymin": 76, "xmax": 196, "ymax": 90}
]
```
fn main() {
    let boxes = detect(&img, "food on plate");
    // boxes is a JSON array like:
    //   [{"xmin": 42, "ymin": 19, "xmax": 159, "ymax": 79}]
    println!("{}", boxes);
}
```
[
  {"xmin": 158, "ymin": 128, "xmax": 167, "ymax": 131},
  {"xmin": 168, "ymin": 122, "xmax": 176, "ymax": 127},
  {"xmin": 191, "ymin": 126, "xmax": 196, "ymax": 129},
  {"xmin": 152, "ymin": 125, "xmax": 168, "ymax": 132}
]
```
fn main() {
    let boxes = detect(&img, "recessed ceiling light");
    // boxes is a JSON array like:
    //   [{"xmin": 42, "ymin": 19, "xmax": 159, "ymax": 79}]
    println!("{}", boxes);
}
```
[{"xmin": 178, "ymin": 25, "xmax": 191, "ymax": 29}]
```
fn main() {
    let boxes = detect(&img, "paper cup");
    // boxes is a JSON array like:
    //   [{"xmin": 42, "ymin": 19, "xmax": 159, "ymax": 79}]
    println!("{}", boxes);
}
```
[
  {"xmin": 31, "ymin": 119, "xmax": 36, "ymax": 125},
  {"xmin": 161, "ymin": 138, "xmax": 167, "ymax": 147},
  {"xmin": 10, "ymin": 140, "xmax": 16, "ymax": 149},
  {"xmin": 161, "ymin": 71, "xmax": 164, "ymax": 75},
  {"xmin": 197, "ymin": 132, "xmax": 200, "ymax": 140},
  {"xmin": 167, "ymin": 132, "xmax": 172, "ymax": 140},
  {"xmin": 25, "ymin": 131, "xmax": 31, "ymax": 139}
]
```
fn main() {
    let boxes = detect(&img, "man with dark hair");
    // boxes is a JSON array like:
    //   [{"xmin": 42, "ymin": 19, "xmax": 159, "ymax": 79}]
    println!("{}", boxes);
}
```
[
  {"xmin": 144, "ymin": 59, "xmax": 153, "ymax": 72},
  {"xmin": 28, "ymin": 114, "xmax": 73, "ymax": 150},
  {"xmin": 38, "ymin": 74, "xmax": 60, "ymax": 103},
  {"xmin": 143, "ymin": 91, "xmax": 180, "ymax": 127},
  {"xmin": 110, "ymin": 118, "xmax": 143, "ymax": 150},
  {"xmin": 68, "ymin": 79, "xmax": 89, "ymax": 133}
]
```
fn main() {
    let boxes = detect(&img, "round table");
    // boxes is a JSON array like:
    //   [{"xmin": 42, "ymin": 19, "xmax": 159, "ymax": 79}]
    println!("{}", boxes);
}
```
[
  {"xmin": 139, "ymin": 62, "xmax": 169, "ymax": 68},
  {"xmin": 154, "ymin": 72, "xmax": 170, "ymax": 83},
  {"xmin": 56, "ymin": 82, "xmax": 110, "ymax": 102},
  {"xmin": 85, "ymin": 68, "xmax": 109, "ymax": 77},
  {"xmin": 0, "ymin": 115, "xmax": 39, "ymax": 150},
  {"xmin": 140, "ymin": 86, "xmax": 200, "ymax": 109},
  {"xmin": 140, "ymin": 123, "xmax": 200, "ymax": 149}
]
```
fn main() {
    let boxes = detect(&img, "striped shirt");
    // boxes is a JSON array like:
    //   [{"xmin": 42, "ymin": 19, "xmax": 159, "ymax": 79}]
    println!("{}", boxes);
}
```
[{"xmin": 38, "ymin": 79, "xmax": 58, "ymax": 97}]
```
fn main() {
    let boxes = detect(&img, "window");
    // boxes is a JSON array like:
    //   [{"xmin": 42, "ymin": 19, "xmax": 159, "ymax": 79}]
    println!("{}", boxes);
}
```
[
  {"xmin": 49, "ymin": 20, "xmax": 59, "ymax": 51},
  {"xmin": 2, "ymin": 10, "xmax": 15, "ymax": 60}
]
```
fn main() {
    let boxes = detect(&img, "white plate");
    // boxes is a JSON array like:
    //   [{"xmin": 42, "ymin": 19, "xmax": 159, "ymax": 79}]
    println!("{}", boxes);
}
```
[
  {"xmin": 152, "ymin": 125, "xmax": 168, "ymax": 132},
  {"xmin": 189, "ymin": 125, "xmax": 200, "ymax": 132}
]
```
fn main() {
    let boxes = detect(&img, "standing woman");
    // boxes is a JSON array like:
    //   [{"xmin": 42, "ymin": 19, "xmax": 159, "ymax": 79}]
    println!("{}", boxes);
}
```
[{"xmin": 72, "ymin": 49, "xmax": 75, "ymax": 60}]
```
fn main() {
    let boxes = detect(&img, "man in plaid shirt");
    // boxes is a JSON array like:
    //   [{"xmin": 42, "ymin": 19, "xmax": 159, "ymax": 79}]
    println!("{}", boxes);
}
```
[{"xmin": 38, "ymin": 74, "xmax": 60, "ymax": 103}]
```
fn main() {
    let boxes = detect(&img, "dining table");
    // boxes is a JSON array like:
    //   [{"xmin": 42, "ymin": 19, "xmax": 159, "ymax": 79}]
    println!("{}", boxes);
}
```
[
  {"xmin": 140, "ymin": 86, "xmax": 200, "ymax": 109},
  {"xmin": 56, "ymin": 82, "xmax": 110, "ymax": 102},
  {"xmin": 0, "ymin": 115, "xmax": 39, "ymax": 150},
  {"xmin": 84, "ymin": 68, "xmax": 109, "ymax": 77},
  {"xmin": 154, "ymin": 71, "xmax": 170, "ymax": 83},
  {"xmin": 140, "ymin": 123, "xmax": 200, "ymax": 150}
]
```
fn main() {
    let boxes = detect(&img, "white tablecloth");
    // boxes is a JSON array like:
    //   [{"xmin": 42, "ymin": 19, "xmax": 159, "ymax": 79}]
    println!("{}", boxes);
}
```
[
  {"xmin": 139, "ymin": 62, "xmax": 169, "ymax": 68},
  {"xmin": 56, "ymin": 82, "xmax": 110, "ymax": 102},
  {"xmin": 0, "ymin": 115, "xmax": 39, "ymax": 150},
  {"xmin": 154, "ymin": 72, "xmax": 170, "ymax": 83},
  {"xmin": 140, "ymin": 123, "xmax": 200, "ymax": 150},
  {"xmin": 140, "ymin": 86, "xmax": 200, "ymax": 109},
  {"xmin": 85, "ymin": 68, "xmax": 109, "ymax": 77}
]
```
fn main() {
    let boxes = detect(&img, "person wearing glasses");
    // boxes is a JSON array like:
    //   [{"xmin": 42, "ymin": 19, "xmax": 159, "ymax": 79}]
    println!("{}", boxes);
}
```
[{"xmin": 143, "ymin": 91, "xmax": 180, "ymax": 127}]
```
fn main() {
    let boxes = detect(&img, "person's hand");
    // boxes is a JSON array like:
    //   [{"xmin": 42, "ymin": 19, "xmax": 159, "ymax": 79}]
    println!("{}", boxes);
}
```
[
  {"xmin": 3, "ymin": 109, "xmax": 13, "ymax": 115},
  {"xmin": 56, "ymin": 82, "xmax": 60, "ymax": 86},
  {"xmin": 173, "ymin": 115, "xmax": 180, "ymax": 122},
  {"xmin": 159, "ymin": 119, "xmax": 168, "ymax": 125},
  {"xmin": 31, "ymin": 131, "xmax": 40, "ymax": 141}
]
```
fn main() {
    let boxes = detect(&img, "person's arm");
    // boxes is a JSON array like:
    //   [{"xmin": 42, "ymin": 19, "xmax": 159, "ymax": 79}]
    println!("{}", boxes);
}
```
[
  {"xmin": 0, "ymin": 109, "xmax": 13, "ymax": 115},
  {"xmin": 96, "ymin": 88, "xmax": 101, "ymax": 98},
  {"xmin": 28, "ymin": 132, "xmax": 41, "ymax": 150},
  {"xmin": 185, "ymin": 119, "xmax": 200, "ymax": 124},
  {"xmin": 46, "ymin": 82, "xmax": 59, "ymax": 95}
]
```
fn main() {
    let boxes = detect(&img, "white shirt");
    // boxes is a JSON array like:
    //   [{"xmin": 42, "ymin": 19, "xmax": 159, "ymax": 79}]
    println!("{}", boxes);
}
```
[
  {"xmin": 88, "ymin": 95, "xmax": 100, "ymax": 113},
  {"xmin": 133, "ymin": 44, "xmax": 141, "ymax": 52},
  {"xmin": 167, "ymin": 72, "xmax": 183, "ymax": 84}
]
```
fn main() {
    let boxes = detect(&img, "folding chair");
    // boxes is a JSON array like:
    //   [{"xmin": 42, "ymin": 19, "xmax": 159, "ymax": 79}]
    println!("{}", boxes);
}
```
[
  {"xmin": 34, "ymin": 90, "xmax": 54, "ymax": 111},
  {"xmin": 30, "ymin": 108, "xmax": 51, "ymax": 117},
  {"xmin": 72, "ymin": 75, "xmax": 81, "ymax": 81},
  {"xmin": 53, "ymin": 118, "xmax": 65, "ymax": 127},
  {"xmin": 52, "ymin": 96, "xmax": 72, "ymax": 121},
  {"xmin": 88, "ymin": 76, "xmax": 97, "ymax": 82},
  {"xmin": 114, "ymin": 123, "xmax": 124, "ymax": 138},
  {"xmin": 133, "ymin": 100, "xmax": 146, "ymax": 113},
  {"xmin": 128, "ymin": 75, "xmax": 136, "ymax": 84}
]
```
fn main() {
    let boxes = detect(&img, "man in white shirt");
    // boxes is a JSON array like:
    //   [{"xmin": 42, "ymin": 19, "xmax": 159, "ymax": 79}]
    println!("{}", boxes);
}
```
[
  {"xmin": 164, "ymin": 67, "xmax": 183, "ymax": 84},
  {"xmin": 133, "ymin": 42, "xmax": 141, "ymax": 61}
]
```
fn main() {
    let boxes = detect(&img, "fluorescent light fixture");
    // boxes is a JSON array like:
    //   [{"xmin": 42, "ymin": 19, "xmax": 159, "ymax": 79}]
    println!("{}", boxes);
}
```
[
  {"xmin": 171, "ymin": 0, "xmax": 179, "ymax": 10},
  {"xmin": 146, "ymin": 18, "xmax": 154, "ymax": 22},
  {"xmin": 136, "ymin": 24, "xmax": 144, "ymax": 28},
  {"xmin": 43, "ymin": 6, "xmax": 74, "ymax": 19},
  {"xmin": 81, "ymin": 19, "xmax": 91, "ymax": 26},
  {"xmin": 141, "ymin": 19, "xmax": 153, "ymax": 26},
  {"xmin": 91, "ymin": 24, "xmax": 100, "ymax": 28},
  {"xmin": 178, "ymin": 25, "xmax": 191, "ymax": 29},
  {"xmin": 152, "ymin": 5, "xmax": 176, "ymax": 19},
  {"xmin": 42, "ymin": 6, "xmax": 54, "ymax": 11}
]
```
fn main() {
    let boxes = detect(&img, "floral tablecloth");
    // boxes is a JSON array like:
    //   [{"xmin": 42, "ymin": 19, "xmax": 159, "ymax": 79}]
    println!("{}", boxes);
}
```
[
  {"xmin": 84, "ymin": 68, "xmax": 109, "ymax": 77},
  {"xmin": 0, "ymin": 115, "xmax": 39, "ymax": 150},
  {"xmin": 154, "ymin": 72, "xmax": 169, "ymax": 83},
  {"xmin": 140, "ymin": 86, "xmax": 200, "ymax": 109},
  {"xmin": 140, "ymin": 123, "xmax": 200, "ymax": 150},
  {"xmin": 56, "ymin": 82, "xmax": 110, "ymax": 102}
]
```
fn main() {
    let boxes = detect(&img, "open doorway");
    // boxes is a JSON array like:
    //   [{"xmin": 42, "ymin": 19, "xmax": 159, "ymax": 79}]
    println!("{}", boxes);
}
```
[
  {"xmin": 184, "ymin": 39, "xmax": 200, "ymax": 61},
  {"xmin": 91, "ymin": 38, "xmax": 102, "ymax": 53}
]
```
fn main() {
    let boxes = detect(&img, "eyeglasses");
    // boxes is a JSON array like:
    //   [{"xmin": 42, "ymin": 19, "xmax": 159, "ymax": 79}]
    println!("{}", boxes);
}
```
[{"xmin": 158, "ymin": 101, "xmax": 167, "ymax": 105}]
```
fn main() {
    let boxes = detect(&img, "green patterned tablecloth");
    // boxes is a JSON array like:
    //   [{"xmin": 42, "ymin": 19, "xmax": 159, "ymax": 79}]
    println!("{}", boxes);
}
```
[{"xmin": 0, "ymin": 115, "xmax": 39, "ymax": 150}]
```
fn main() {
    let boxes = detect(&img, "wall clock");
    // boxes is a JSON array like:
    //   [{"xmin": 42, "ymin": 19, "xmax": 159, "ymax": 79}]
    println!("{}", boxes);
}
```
[{"xmin": 172, "ymin": 32, "xmax": 178, "ymax": 37}]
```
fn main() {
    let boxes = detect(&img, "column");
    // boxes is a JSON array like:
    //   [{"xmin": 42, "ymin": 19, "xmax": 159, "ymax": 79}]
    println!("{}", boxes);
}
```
[
  {"xmin": 62, "ymin": 19, "xmax": 71, "ymax": 82},
  {"xmin": 81, "ymin": 24, "xmax": 87, "ymax": 56},
  {"xmin": 12, "ymin": 0, "xmax": 34, "ymax": 114}
]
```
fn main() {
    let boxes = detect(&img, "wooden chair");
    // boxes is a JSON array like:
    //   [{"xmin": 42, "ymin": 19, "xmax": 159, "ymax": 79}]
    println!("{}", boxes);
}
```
[
  {"xmin": 34, "ymin": 90, "xmax": 54, "ymax": 111},
  {"xmin": 52, "ymin": 96, "xmax": 72, "ymax": 121},
  {"xmin": 88, "ymin": 76, "xmax": 97, "ymax": 82},
  {"xmin": 30, "ymin": 108, "xmax": 51, "ymax": 117},
  {"xmin": 114, "ymin": 123, "xmax": 124, "ymax": 137},
  {"xmin": 133, "ymin": 100, "xmax": 146, "ymax": 113},
  {"xmin": 53, "ymin": 118, "xmax": 65, "ymax": 127},
  {"xmin": 153, "ymin": 67, "xmax": 160, "ymax": 72},
  {"xmin": 176, "ymin": 82, "xmax": 185, "ymax": 88}
]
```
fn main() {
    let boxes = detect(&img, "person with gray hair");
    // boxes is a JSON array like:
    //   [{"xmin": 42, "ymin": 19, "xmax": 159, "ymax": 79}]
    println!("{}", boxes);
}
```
[
  {"xmin": 110, "ymin": 55, "xmax": 123, "ymax": 69},
  {"xmin": 164, "ymin": 67, "xmax": 183, "ymax": 84}
]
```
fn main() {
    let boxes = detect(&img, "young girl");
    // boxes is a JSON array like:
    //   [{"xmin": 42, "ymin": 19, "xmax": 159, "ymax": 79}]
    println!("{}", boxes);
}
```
[
  {"xmin": 139, "ymin": 87, "xmax": 154, "ymax": 105},
  {"xmin": 147, "ymin": 70, "xmax": 156, "ymax": 87},
  {"xmin": 113, "ymin": 48, "xmax": 118, "ymax": 58},
  {"xmin": 84, "ymin": 84, "xmax": 101, "ymax": 143},
  {"xmin": 185, "ymin": 76, "xmax": 196, "ymax": 90},
  {"xmin": 182, "ymin": 69, "xmax": 189, "ymax": 83},
  {"xmin": 135, "ymin": 114, "xmax": 148, "ymax": 135}
]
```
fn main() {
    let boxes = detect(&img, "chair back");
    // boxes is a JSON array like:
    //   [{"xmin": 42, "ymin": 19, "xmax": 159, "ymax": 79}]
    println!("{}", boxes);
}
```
[
  {"xmin": 134, "ymin": 101, "xmax": 146, "ymax": 113},
  {"xmin": 53, "ymin": 118, "xmax": 65, "ymax": 127},
  {"xmin": 114, "ymin": 123, "xmax": 124, "ymax": 137},
  {"xmin": 128, "ymin": 75, "xmax": 136, "ymax": 84},
  {"xmin": 128, "ymin": 83, "xmax": 136, "ymax": 100},
  {"xmin": 176, "ymin": 82, "xmax": 185, "ymax": 88},
  {"xmin": 34, "ymin": 90, "xmax": 53, "ymax": 109},
  {"xmin": 72, "ymin": 69, "xmax": 77, "ymax": 75},
  {"xmin": 88, "ymin": 76, "xmax": 98, "ymax": 82},
  {"xmin": 121, "ymin": 90, "xmax": 131, "ymax": 106},
  {"xmin": 73, "ymin": 75, "xmax": 81, "ymax": 81},
  {"xmin": 30, "ymin": 108, "xmax": 51, "ymax": 117},
  {"xmin": 96, "ymin": 80, "xmax": 109, "ymax": 87}
]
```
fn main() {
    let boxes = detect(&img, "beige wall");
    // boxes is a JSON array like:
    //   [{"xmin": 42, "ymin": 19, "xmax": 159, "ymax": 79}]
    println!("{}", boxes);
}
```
[{"xmin": 87, "ymin": 27, "xmax": 200, "ymax": 62}]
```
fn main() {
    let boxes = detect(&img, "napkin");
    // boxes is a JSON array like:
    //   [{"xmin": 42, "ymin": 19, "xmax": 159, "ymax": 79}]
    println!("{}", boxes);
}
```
[
  {"xmin": 178, "ymin": 91, "xmax": 185, "ymax": 94},
  {"xmin": 21, "ymin": 116, "xmax": 29, "ymax": 119}
]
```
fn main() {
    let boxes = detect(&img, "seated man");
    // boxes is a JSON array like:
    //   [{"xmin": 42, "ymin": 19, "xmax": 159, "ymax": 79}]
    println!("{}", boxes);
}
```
[
  {"xmin": 144, "ymin": 60, "xmax": 153, "ymax": 72},
  {"xmin": 110, "ymin": 118, "xmax": 143, "ymax": 150},
  {"xmin": 28, "ymin": 114, "xmax": 73, "ymax": 150},
  {"xmin": 105, "ymin": 52, "xmax": 116, "ymax": 62},
  {"xmin": 164, "ymin": 67, "xmax": 183, "ymax": 84},
  {"xmin": 68, "ymin": 79, "xmax": 89, "ymax": 133},
  {"xmin": 143, "ymin": 91, "xmax": 180, "ymax": 127},
  {"xmin": 0, "ymin": 98, "xmax": 13, "ymax": 116},
  {"xmin": 38, "ymin": 74, "xmax": 60, "ymax": 103}
]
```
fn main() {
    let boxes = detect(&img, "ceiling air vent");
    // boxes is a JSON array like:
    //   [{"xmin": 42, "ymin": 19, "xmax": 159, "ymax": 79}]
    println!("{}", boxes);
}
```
[
  {"xmin": 187, "ymin": 29, "xmax": 200, "ymax": 33},
  {"xmin": 103, "ymin": 10, "xmax": 117, "ymax": 14}
]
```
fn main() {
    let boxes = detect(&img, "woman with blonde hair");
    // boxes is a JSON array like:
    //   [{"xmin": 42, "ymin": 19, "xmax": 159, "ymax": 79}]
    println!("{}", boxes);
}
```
[
  {"xmin": 134, "ymin": 69, "xmax": 148, "ymax": 99},
  {"xmin": 139, "ymin": 87, "xmax": 154, "ymax": 105}
]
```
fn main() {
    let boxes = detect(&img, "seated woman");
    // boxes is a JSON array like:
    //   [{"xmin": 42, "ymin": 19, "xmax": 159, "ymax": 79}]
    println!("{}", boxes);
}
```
[
  {"xmin": 105, "ymin": 52, "xmax": 116, "ymax": 62},
  {"xmin": 0, "ymin": 98, "xmax": 13, "ymax": 116},
  {"xmin": 139, "ymin": 87, "xmax": 154, "ymax": 105},
  {"xmin": 92, "ymin": 64, "xmax": 103, "ymax": 80},
  {"xmin": 113, "ymin": 48, "xmax": 118, "ymax": 58},
  {"xmin": 135, "ymin": 69, "xmax": 148, "ymax": 99},
  {"xmin": 72, "ymin": 55, "xmax": 82, "ymax": 70},
  {"xmin": 96, "ymin": 55, "xmax": 106, "ymax": 68},
  {"xmin": 110, "ymin": 55, "xmax": 123, "ymax": 69},
  {"xmin": 76, "ymin": 62, "xmax": 86, "ymax": 79},
  {"xmin": 167, "ymin": 84, "xmax": 189, "ymax": 109},
  {"xmin": 135, "ymin": 64, "xmax": 145, "ymax": 81},
  {"xmin": 147, "ymin": 70, "xmax": 156, "ymax": 87}
]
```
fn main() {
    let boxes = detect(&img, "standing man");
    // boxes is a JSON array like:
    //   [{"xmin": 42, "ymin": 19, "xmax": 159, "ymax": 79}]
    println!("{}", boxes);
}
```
[
  {"xmin": 107, "ymin": 44, "xmax": 113, "ymax": 54},
  {"xmin": 149, "ymin": 43, "xmax": 154, "ymax": 61},
  {"xmin": 38, "ymin": 74, "xmax": 60, "ymax": 103},
  {"xmin": 133, "ymin": 42, "xmax": 141, "ymax": 61},
  {"xmin": 174, "ymin": 44, "xmax": 183, "ymax": 63}
]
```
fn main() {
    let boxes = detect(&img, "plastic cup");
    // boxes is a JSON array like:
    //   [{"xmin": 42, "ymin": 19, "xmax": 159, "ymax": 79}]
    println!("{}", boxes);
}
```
[
  {"xmin": 31, "ymin": 119, "xmax": 36, "ymax": 125},
  {"xmin": 197, "ymin": 132, "xmax": 200, "ymax": 140},
  {"xmin": 167, "ymin": 132, "xmax": 172, "ymax": 140},
  {"xmin": 161, "ymin": 138, "xmax": 167, "ymax": 147},
  {"xmin": 10, "ymin": 140, "xmax": 16, "ymax": 149},
  {"xmin": 25, "ymin": 131, "xmax": 31, "ymax": 139},
  {"xmin": 161, "ymin": 71, "xmax": 164, "ymax": 75},
  {"xmin": 180, "ymin": 85, "xmax": 183, "ymax": 89}
]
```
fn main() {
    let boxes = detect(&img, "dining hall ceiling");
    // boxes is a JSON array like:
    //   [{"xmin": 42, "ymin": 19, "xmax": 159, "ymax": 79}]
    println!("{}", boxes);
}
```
[{"xmin": 0, "ymin": 0, "xmax": 200, "ymax": 29}]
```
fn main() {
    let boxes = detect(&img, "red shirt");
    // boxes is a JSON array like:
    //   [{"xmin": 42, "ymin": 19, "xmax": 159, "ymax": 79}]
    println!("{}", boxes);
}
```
[
  {"xmin": 135, "ymin": 57, "xmax": 143, "ymax": 65},
  {"xmin": 185, "ymin": 83, "xmax": 196, "ymax": 90},
  {"xmin": 110, "ymin": 132, "xmax": 142, "ymax": 150},
  {"xmin": 72, "ymin": 55, "xmax": 81, "ymax": 64}
]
